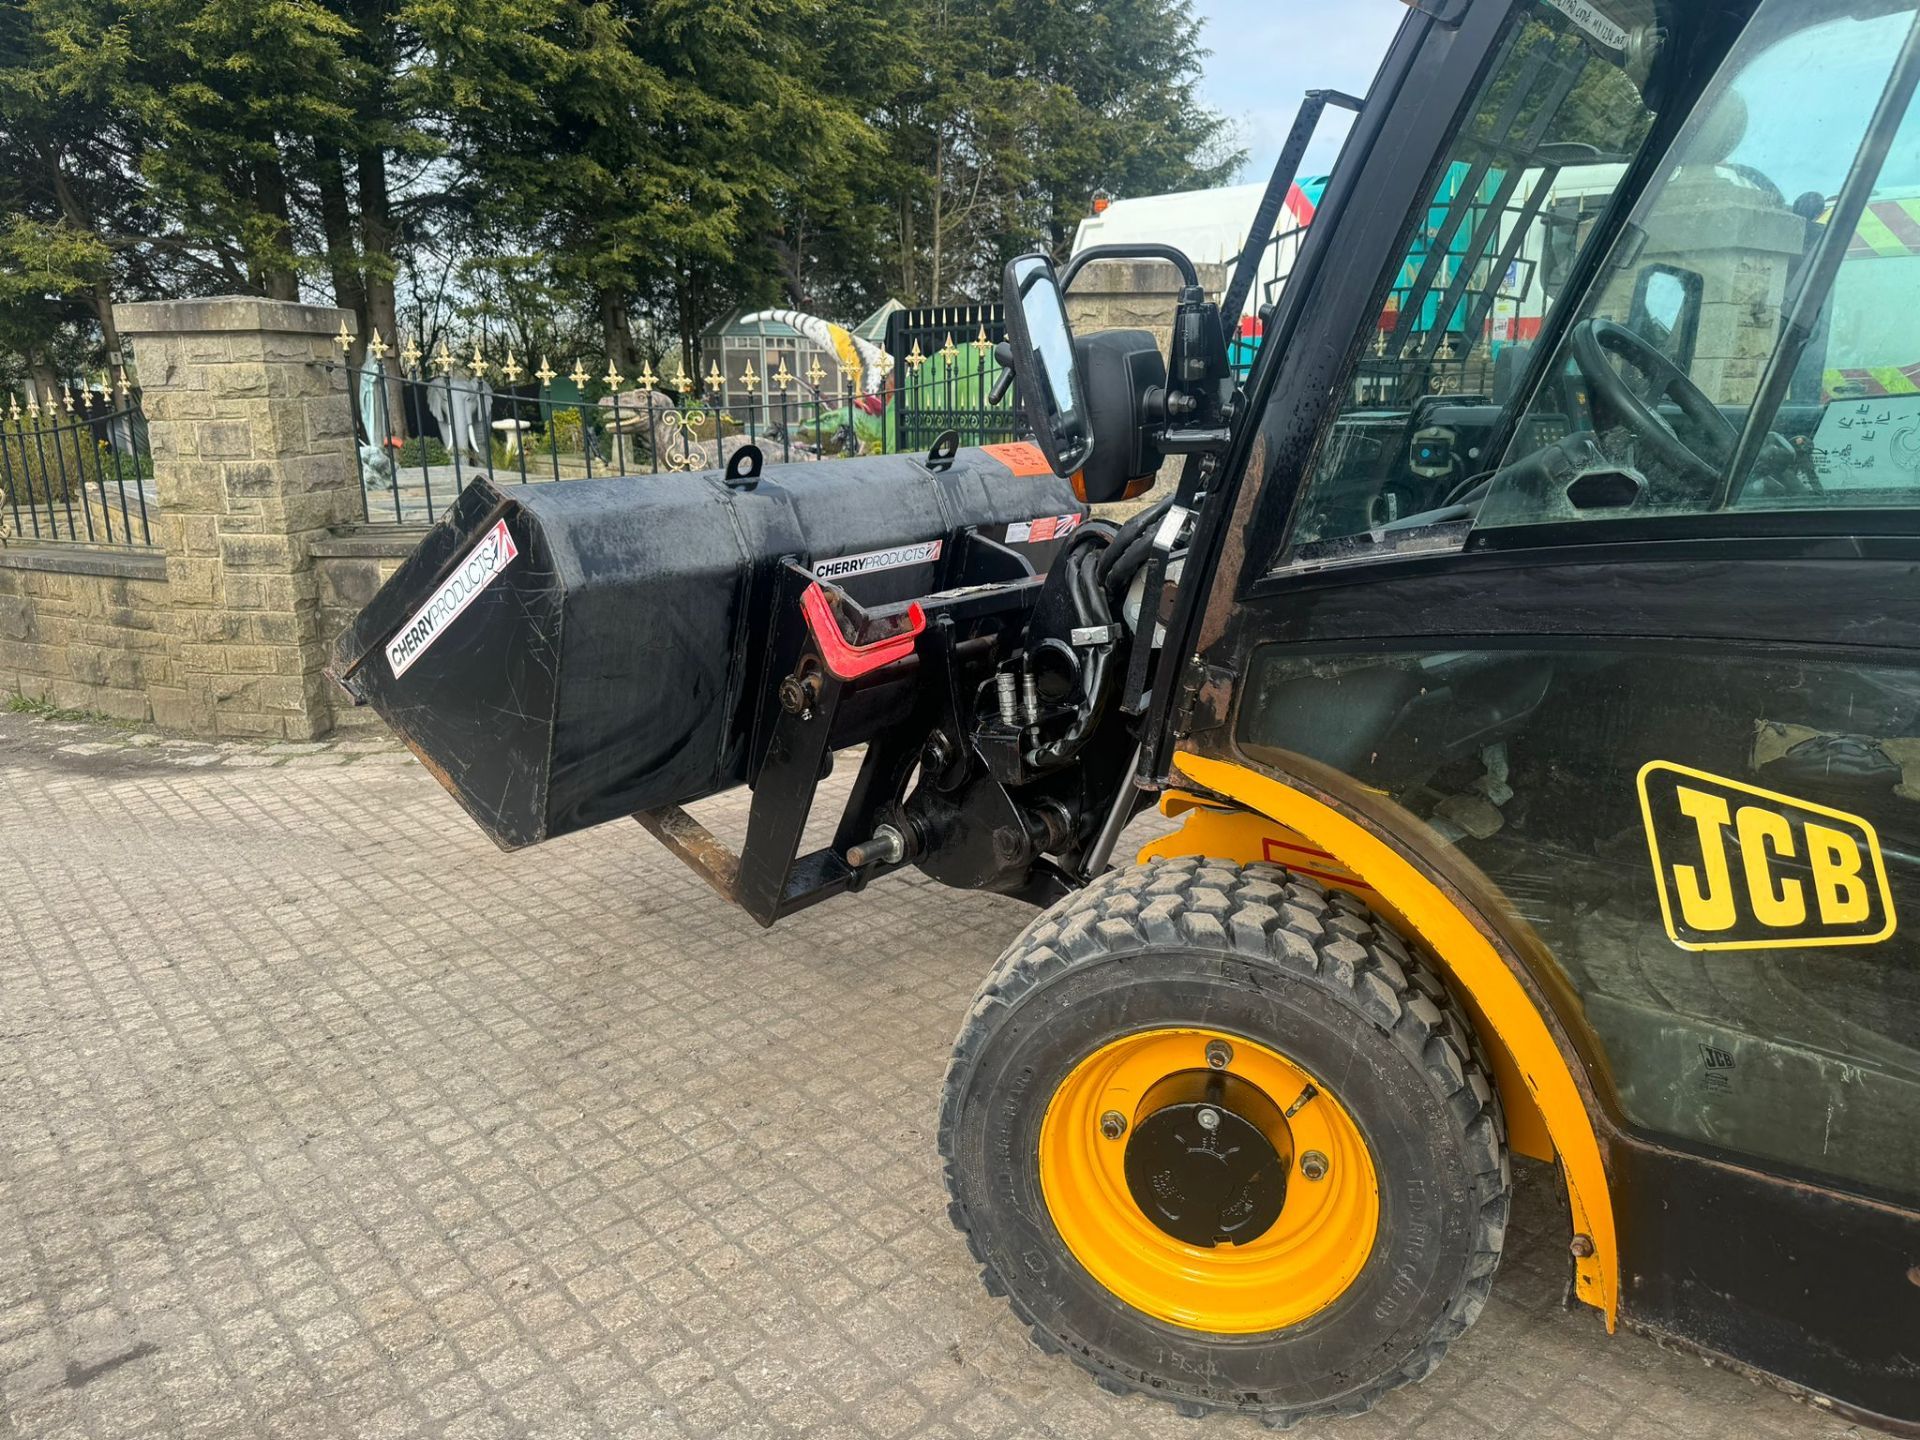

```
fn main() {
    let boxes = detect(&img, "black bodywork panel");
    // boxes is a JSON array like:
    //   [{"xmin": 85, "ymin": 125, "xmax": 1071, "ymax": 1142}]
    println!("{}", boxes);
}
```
[
  {"xmin": 1616, "ymin": 1142, "xmax": 1920, "ymax": 1430},
  {"xmin": 1209, "ymin": 540, "xmax": 1920, "ymax": 1430}
]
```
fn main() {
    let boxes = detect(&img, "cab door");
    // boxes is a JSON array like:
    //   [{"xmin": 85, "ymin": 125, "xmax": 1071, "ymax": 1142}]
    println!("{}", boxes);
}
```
[{"xmin": 1189, "ymin": 0, "xmax": 1920, "ymax": 1423}]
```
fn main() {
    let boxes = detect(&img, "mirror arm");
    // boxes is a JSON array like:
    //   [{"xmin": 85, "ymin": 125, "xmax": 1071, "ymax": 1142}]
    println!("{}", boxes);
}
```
[
  {"xmin": 987, "ymin": 341, "xmax": 1016, "ymax": 407},
  {"xmin": 1157, "ymin": 425, "xmax": 1234, "ymax": 457},
  {"xmin": 1059, "ymin": 244, "xmax": 1201, "ymax": 293}
]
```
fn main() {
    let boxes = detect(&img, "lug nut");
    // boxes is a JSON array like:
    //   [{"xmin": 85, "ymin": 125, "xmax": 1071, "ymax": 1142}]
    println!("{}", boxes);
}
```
[
  {"xmin": 1300, "ymin": 1150, "xmax": 1329, "ymax": 1182},
  {"xmin": 1205, "ymin": 1040, "xmax": 1233, "ymax": 1070},
  {"xmin": 1100, "ymin": 1111, "xmax": 1127, "ymax": 1141},
  {"xmin": 1196, "ymin": 1107, "xmax": 1221, "ymax": 1132}
]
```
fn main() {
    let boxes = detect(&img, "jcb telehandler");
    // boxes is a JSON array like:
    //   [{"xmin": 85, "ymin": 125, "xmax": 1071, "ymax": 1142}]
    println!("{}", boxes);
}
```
[{"xmin": 333, "ymin": 0, "xmax": 1920, "ymax": 1427}]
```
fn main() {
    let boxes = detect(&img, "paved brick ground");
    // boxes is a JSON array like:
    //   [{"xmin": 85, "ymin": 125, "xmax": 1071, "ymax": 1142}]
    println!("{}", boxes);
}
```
[{"xmin": 0, "ymin": 710, "xmax": 1866, "ymax": 1439}]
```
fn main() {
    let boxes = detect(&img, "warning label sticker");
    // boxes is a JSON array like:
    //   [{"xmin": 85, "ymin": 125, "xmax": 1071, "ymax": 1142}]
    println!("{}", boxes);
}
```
[
  {"xmin": 1005, "ymin": 513, "xmax": 1084, "ymax": 545},
  {"xmin": 813, "ymin": 539, "xmax": 943, "ymax": 581},
  {"xmin": 1539, "ymin": 0, "xmax": 1630, "ymax": 49},
  {"xmin": 386, "ymin": 518, "xmax": 519, "ymax": 678},
  {"xmin": 981, "ymin": 442, "xmax": 1056, "ymax": 478}
]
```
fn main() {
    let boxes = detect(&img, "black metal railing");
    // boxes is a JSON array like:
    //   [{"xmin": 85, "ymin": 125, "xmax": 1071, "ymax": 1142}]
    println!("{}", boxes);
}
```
[
  {"xmin": 336, "ymin": 344, "xmax": 890, "ymax": 526},
  {"xmin": 0, "ymin": 386, "xmax": 154, "ymax": 547},
  {"xmin": 887, "ymin": 305, "xmax": 1020, "ymax": 454}
]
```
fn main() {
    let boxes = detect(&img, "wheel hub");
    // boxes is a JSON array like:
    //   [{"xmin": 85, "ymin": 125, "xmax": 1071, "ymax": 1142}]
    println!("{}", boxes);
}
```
[
  {"xmin": 1123, "ymin": 1070, "xmax": 1292, "ymax": 1247},
  {"xmin": 1037, "ymin": 1027, "xmax": 1379, "ymax": 1334}
]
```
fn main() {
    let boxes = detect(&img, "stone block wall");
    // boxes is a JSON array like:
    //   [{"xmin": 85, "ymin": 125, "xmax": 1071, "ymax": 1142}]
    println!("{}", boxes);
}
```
[
  {"xmin": 312, "ymin": 533, "xmax": 420, "ymax": 732},
  {"xmin": 118, "ymin": 298, "xmax": 363, "ymax": 737},
  {"xmin": 1592, "ymin": 170, "xmax": 1809, "ymax": 407},
  {"xmin": 0, "ymin": 549, "xmax": 172, "ymax": 720},
  {"xmin": 0, "ymin": 296, "xmax": 373, "ymax": 738},
  {"xmin": 1066, "ymin": 259, "xmax": 1232, "ymax": 356}
]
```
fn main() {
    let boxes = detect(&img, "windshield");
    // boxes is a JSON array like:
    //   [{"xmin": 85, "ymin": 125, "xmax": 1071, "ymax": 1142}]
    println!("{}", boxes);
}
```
[
  {"xmin": 1277, "ymin": 0, "xmax": 1666, "ymax": 562},
  {"xmin": 1478, "ymin": 0, "xmax": 1920, "ymax": 528},
  {"xmin": 1270, "ymin": 0, "xmax": 1920, "ymax": 572}
]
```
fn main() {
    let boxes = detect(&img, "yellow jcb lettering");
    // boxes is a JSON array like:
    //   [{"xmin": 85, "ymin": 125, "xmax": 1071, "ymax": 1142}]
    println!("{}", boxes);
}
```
[
  {"xmin": 1805, "ymin": 822, "xmax": 1871, "ymax": 925},
  {"xmin": 1673, "ymin": 786, "xmax": 1738, "ymax": 932},
  {"xmin": 1734, "ymin": 804, "xmax": 1804, "ymax": 929}
]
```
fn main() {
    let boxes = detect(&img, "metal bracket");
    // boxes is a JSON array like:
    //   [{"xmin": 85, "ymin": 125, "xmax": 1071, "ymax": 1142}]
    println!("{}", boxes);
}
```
[
  {"xmin": 925, "ymin": 430, "xmax": 961, "ymax": 473},
  {"xmin": 724, "ymin": 444, "xmax": 765, "ymax": 489},
  {"xmin": 636, "ymin": 561, "xmax": 916, "ymax": 927}
]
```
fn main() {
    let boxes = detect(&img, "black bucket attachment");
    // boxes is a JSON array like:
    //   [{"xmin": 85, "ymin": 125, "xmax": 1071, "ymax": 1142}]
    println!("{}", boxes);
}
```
[{"xmin": 330, "ymin": 449, "xmax": 1084, "ymax": 850}]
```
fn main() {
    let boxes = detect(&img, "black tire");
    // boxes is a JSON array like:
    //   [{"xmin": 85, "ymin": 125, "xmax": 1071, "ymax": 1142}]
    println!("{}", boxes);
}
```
[{"xmin": 938, "ymin": 856, "xmax": 1511, "ymax": 1427}]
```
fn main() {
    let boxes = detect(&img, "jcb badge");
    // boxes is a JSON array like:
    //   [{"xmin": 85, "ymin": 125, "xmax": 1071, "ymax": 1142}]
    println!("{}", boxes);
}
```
[{"xmin": 1638, "ymin": 761, "xmax": 1895, "ymax": 951}]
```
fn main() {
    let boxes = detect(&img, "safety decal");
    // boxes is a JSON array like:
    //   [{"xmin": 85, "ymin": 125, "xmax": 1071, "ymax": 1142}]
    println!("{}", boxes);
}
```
[
  {"xmin": 981, "ymin": 441, "xmax": 1055, "ymax": 477},
  {"xmin": 386, "ymin": 518, "xmax": 518, "ymax": 679},
  {"xmin": 1006, "ymin": 513, "xmax": 1084, "ymax": 545},
  {"xmin": 1637, "ymin": 761, "xmax": 1895, "ymax": 951},
  {"xmin": 813, "ymin": 539, "xmax": 943, "ymax": 581},
  {"xmin": 1539, "ymin": 0, "xmax": 1630, "ymax": 50}
]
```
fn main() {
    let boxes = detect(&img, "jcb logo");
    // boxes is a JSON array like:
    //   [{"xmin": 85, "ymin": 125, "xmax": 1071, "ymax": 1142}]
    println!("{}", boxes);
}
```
[{"xmin": 1638, "ymin": 762, "xmax": 1895, "ymax": 951}]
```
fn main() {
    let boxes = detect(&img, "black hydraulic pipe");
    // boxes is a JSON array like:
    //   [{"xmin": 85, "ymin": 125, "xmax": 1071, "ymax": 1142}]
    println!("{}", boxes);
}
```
[
  {"xmin": 1096, "ymin": 495, "xmax": 1173, "ymax": 588},
  {"xmin": 1102, "ymin": 529, "xmax": 1159, "ymax": 606},
  {"xmin": 1028, "ymin": 546, "xmax": 1121, "ymax": 771},
  {"xmin": 1084, "ymin": 742, "xmax": 1146, "ymax": 878}
]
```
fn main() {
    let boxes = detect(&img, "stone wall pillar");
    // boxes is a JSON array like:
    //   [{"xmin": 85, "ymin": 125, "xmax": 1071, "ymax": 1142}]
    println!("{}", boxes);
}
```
[
  {"xmin": 1592, "ymin": 171, "xmax": 1810, "ymax": 407},
  {"xmin": 115, "ymin": 297, "xmax": 359, "ymax": 739},
  {"xmin": 1064, "ymin": 259, "xmax": 1232, "ymax": 355},
  {"xmin": 1065, "ymin": 260, "xmax": 1234, "ymax": 510}
]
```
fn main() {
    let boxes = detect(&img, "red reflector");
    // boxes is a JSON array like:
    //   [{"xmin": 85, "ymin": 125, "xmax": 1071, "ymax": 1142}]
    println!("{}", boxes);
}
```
[{"xmin": 800, "ymin": 584, "xmax": 924, "ymax": 680}]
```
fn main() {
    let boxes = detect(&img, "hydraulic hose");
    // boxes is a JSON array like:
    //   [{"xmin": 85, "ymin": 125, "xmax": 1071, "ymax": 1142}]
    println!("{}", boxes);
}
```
[
  {"xmin": 1027, "ymin": 542, "xmax": 1123, "ymax": 772},
  {"xmin": 1061, "ymin": 519, "xmax": 1116, "ymax": 563},
  {"xmin": 1102, "ymin": 529, "xmax": 1159, "ymax": 605},
  {"xmin": 1096, "ymin": 496, "xmax": 1172, "ymax": 587}
]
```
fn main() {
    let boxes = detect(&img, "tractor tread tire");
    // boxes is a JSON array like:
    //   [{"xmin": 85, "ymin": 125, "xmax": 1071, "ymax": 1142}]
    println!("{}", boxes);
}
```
[{"xmin": 937, "ymin": 855, "xmax": 1510, "ymax": 1428}]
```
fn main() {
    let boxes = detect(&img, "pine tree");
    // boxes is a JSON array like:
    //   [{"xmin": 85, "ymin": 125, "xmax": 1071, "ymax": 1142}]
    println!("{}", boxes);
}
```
[{"xmin": 0, "ymin": 0, "xmax": 1244, "ymax": 378}]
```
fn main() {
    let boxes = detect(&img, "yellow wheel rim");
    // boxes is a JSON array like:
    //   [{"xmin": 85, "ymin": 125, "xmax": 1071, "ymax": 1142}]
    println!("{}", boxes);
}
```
[{"xmin": 1038, "ymin": 1027, "xmax": 1379, "ymax": 1334}]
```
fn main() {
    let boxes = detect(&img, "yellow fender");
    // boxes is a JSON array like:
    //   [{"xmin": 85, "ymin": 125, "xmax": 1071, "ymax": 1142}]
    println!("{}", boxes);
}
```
[{"xmin": 1143, "ymin": 751, "xmax": 1618, "ymax": 1326}]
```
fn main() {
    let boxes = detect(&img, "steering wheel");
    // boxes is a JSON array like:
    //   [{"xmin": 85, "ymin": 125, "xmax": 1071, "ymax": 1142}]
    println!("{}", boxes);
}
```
[{"xmin": 1568, "ymin": 317, "xmax": 1737, "ymax": 487}]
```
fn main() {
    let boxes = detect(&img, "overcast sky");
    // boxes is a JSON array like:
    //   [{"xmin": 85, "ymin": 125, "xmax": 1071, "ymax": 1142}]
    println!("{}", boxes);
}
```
[{"xmin": 1189, "ymin": 0, "xmax": 1408, "ymax": 183}]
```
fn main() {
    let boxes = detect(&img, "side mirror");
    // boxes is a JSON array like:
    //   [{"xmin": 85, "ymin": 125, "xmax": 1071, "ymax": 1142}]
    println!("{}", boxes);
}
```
[
  {"xmin": 1541, "ymin": 201, "xmax": 1582, "ymax": 298},
  {"xmin": 1628, "ymin": 264, "xmax": 1703, "ymax": 368},
  {"xmin": 1002, "ymin": 255, "xmax": 1094, "ymax": 478}
]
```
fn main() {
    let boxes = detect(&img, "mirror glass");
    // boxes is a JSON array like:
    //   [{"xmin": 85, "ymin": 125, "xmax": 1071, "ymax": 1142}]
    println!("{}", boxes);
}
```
[
  {"xmin": 1641, "ymin": 270, "xmax": 1686, "ymax": 337},
  {"xmin": 1626, "ymin": 264, "xmax": 1701, "ymax": 366},
  {"xmin": 1009, "ymin": 256, "xmax": 1092, "ymax": 471}
]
